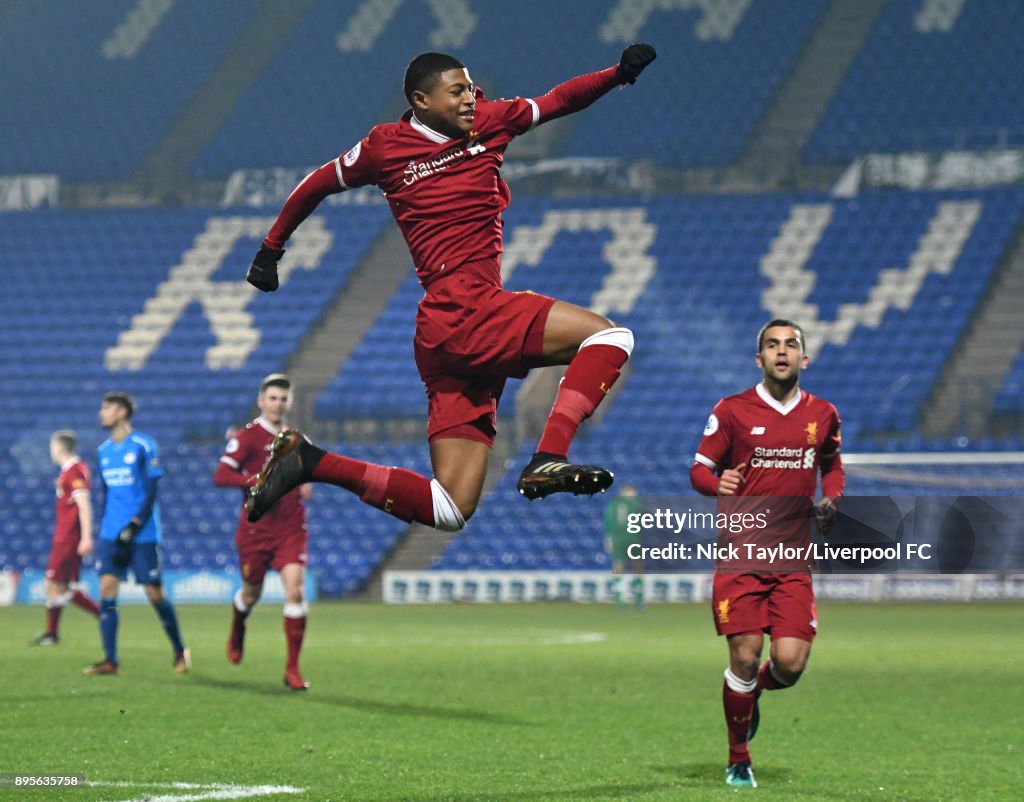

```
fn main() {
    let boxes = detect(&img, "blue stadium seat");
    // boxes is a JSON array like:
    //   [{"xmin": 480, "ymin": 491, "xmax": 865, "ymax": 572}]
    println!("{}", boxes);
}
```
[
  {"xmin": 0, "ymin": 1, "xmax": 260, "ymax": 180},
  {"xmin": 806, "ymin": 0, "xmax": 1024, "ymax": 162}
]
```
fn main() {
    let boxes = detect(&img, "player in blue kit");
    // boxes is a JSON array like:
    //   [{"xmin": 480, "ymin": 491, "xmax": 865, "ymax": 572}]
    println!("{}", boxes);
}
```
[{"xmin": 82, "ymin": 392, "xmax": 190, "ymax": 676}]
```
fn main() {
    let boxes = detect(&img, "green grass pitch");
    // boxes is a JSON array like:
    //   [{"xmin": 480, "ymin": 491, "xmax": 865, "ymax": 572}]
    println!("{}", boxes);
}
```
[{"xmin": 1, "ymin": 601, "xmax": 1020, "ymax": 801}]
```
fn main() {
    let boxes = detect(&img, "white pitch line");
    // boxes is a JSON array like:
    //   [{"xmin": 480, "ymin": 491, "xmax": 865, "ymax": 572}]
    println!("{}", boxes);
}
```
[{"xmin": 87, "ymin": 781, "xmax": 305, "ymax": 802}]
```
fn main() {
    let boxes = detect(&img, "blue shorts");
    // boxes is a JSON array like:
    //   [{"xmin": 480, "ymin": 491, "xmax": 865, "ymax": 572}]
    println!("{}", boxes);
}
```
[{"xmin": 95, "ymin": 540, "xmax": 163, "ymax": 586}]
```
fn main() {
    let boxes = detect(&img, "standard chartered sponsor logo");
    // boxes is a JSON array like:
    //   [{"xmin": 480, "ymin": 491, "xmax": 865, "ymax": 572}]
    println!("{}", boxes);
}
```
[{"xmin": 749, "ymin": 446, "xmax": 814, "ymax": 470}]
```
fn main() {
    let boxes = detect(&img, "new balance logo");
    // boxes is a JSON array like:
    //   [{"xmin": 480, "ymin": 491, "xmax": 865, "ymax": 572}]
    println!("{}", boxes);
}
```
[{"xmin": 750, "ymin": 426, "xmax": 766, "ymax": 435}]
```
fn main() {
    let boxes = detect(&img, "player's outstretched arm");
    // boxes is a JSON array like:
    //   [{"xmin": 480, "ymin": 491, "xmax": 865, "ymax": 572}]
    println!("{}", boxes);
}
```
[
  {"xmin": 247, "ymin": 162, "xmax": 344, "ymax": 292},
  {"xmin": 532, "ymin": 44, "xmax": 657, "ymax": 125}
]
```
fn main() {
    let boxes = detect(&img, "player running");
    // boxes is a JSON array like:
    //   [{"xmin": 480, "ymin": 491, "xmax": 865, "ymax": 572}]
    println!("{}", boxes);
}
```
[
  {"xmin": 243, "ymin": 45, "xmax": 656, "ymax": 533},
  {"xmin": 213, "ymin": 374, "xmax": 313, "ymax": 690},
  {"xmin": 690, "ymin": 320, "xmax": 845, "ymax": 788},
  {"xmin": 30, "ymin": 430, "xmax": 100, "ymax": 646}
]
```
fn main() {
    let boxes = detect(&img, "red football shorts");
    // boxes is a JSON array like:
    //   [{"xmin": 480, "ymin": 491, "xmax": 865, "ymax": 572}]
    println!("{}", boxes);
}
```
[
  {"xmin": 414, "ymin": 258, "xmax": 556, "ymax": 447},
  {"xmin": 711, "ymin": 572, "xmax": 817, "ymax": 641},
  {"xmin": 46, "ymin": 538, "xmax": 82, "ymax": 583},
  {"xmin": 236, "ymin": 528, "xmax": 308, "ymax": 586}
]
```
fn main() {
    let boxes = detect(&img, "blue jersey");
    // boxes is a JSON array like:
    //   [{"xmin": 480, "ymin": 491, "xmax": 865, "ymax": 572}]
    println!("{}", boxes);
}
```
[{"xmin": 98, "ymin": 431, "xmax": 164, "ymax": 544}]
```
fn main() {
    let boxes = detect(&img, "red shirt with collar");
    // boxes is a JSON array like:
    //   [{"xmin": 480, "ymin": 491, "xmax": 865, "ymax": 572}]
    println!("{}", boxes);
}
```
[{"xmin": 219, "ymin": 418, "xmax": 307, "ymax": 542}]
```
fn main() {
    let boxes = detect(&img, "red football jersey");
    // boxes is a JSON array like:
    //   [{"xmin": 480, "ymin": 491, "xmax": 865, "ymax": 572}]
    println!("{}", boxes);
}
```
[
  {"xmin": 220, "ymin": 418, "xmax": 307, "ymax": 541},
  {"xmin": 336, "ymin": 93, "xmax": 536, "ymax": 285},
  {"xmin": 695, "ymin": 384, "xmax": 843, "ymax": 569},
  {"xmin": 54, "ymin": 457, "xmax": 90, "ymax": 543},
  {"xmin": 264, "ymin": 66, "xmax": 622, "ymax": 285},
  {"xmin": 695, "ymin": 383, "xmax": 842, "ymax": 498}
]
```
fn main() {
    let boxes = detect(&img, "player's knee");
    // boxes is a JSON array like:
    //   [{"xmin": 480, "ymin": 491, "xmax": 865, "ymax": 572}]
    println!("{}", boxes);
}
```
[
  {"xmin": 774, "ymin": 655, "xmax": 808, "ymax": 683},
  {"xmin": 580, "ymin": 326, "xmax": 635, "ymax": 358},
  {"xmin": 430, "ymin": 478, "xmax": 469, "ymax": 532},
  {"xmin": 733, "ymin": 657, "xmax": 759, "ymax": 680}
]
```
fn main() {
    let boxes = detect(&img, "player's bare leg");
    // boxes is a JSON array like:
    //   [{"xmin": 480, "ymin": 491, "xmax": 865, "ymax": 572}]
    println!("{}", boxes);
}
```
[
  {"xmin": 723, "ymin": 632, "xmax": 763, "ymax": 787},
  {"xmin": 228, "ymin": 580, "xmax": 262, "ymax": 665},
  {"xmin": 518, "ymin": 301, "xmax": 633, "ymax": 500},
  {"xmin": 281, "ymin": 563, "xmax": 310, "ymax": 690},
  {"xmin": 429, "ymin": 438, "xmax": 490, "ymax": 521}
]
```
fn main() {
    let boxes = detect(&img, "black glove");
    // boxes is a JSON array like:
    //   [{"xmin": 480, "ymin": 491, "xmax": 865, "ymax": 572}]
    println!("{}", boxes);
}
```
[
  {"xmin": 246, "ymin": 244, "xmax": 285, "ymax": 292},
  {"xmin": 117, "ymin": 520, "xmax": 141, "ymax": 545},
  {"xmin": 617, "ymin": 43, "xmax": 657, "ymax": 85}
]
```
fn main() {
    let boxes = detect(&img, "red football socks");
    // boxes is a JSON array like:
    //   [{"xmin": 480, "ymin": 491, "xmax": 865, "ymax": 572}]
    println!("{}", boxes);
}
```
[
  {"xmin": 757, "ymin": 659, "xmax": 791, "ymax": 691},
  {"xmin": 311, "ymin": 455, "xmax": 435, "ymax": 526},
  {"xmin": 537, "ymin": 343, "xmax": 628, "ymax": 457},
  {"xmin": 45, "ymin": 606, "xmax": 61, "ymax": 637},
  {"xmin": 284, "ymin": 615, "xmax": 306, "ymax": 671},
  {"xmin": 723, "ymin": 681, "xmax": 757, "ymax": 764}
]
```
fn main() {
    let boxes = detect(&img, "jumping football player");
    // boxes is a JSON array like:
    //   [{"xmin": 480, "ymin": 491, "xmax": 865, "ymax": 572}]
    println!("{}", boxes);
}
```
[{"xmin": 243, "ymin": 45, "xmax": 656, "ymax": 534}]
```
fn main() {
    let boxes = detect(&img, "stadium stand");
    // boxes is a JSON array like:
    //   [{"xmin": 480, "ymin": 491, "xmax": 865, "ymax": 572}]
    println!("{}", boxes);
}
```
[
  {"xmin": 0, "ymin": 439, "xmax": 423, "ymax": 598},
  {"xmin": 0, "ymin": 0, "xmax": 260, "ymax": 181},
  {"xmin": 1, "ymin": 204, "xmax": 390, "ymax": 594},
  {"xmin": 428, "ymin": 188, "xmax": 1024, "ymax": 572},
  {"xmin": 319, "ymin": 189, "xmax": 1024, "ymax": 437},
  {"xmin": 4, "ymin": 187, "xmax": 1023, "ymax": 592},
  {"xmin": 194, "ymin": 0, "xmax": 827, "ymax": 177},
  {"xmin": 805, "ymin": 0, "xmax": 1024, "ymax": 162},
  {"xmin": 6, "ymin": 2, "xmax": 1024, "ymax": 596},
  {"xmin": 994, "ymin": 351, "xmax": 1024, "ymax": 415},
  {"xmin": 2, "ymin": 205, "xmax": 389, "ymax": 443}
]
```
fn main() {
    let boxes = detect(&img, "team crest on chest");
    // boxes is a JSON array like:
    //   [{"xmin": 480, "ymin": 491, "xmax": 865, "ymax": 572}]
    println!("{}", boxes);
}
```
[{"xmin": 805, "ymin": 421, "xmax": 818, "ymax": 445}]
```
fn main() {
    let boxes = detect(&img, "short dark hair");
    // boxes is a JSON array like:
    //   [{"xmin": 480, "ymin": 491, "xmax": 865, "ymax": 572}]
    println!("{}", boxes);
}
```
[
  {"xmin": 757, "ymin": 319, "xmax": 806, "ymax": 353},
  {"xmin": 51, "ymin": 429, "xmax": 77, "ymax": 454},
  {"xmin": 102, "ymin": 391, "xmax": 136, "ymax": 419},
  {"xmin": 403, "ymin": 52, "xmax": 466, "ymax": 104},
  {"xmin": 260, "ymin": 373, "xmax": 291, "ymax": 393}
]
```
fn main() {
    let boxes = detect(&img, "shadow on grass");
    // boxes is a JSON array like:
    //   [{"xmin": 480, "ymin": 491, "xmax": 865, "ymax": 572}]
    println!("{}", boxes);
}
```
[{"xmin": 175, "ymin": 673, "xmax": 531, "ymax": 726}]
